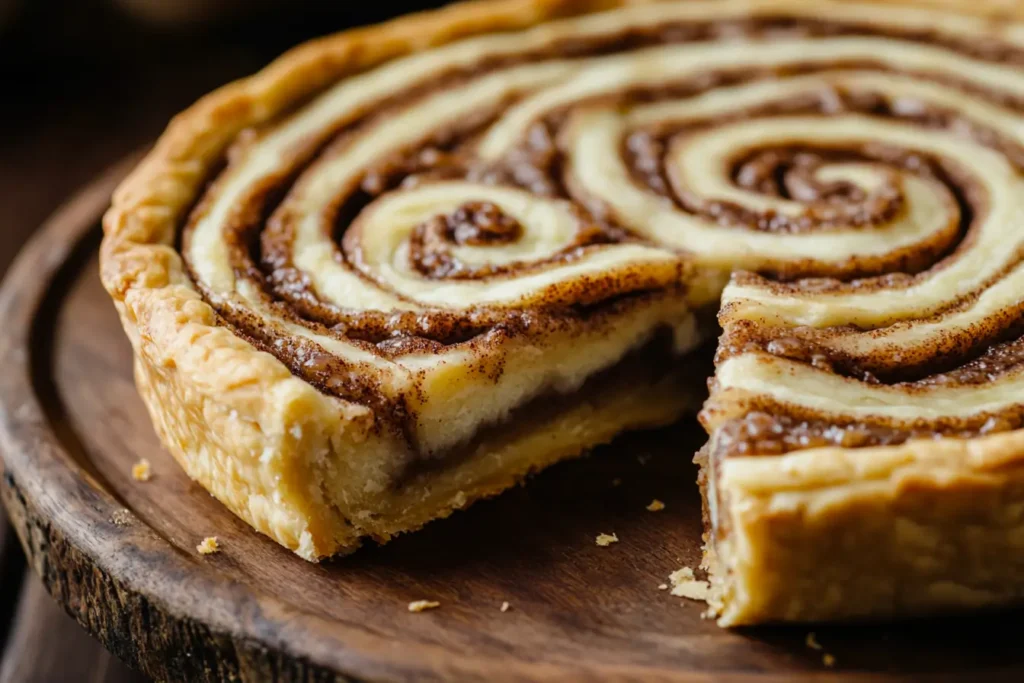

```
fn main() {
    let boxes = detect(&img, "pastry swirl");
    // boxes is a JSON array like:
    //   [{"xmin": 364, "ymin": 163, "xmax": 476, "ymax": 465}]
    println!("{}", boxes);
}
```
[
  {"xmin": 180, "ymin": 0, "xmax": 1024, "ymax": 444},
  {"xmin": 103, "ymin": 0, "xmax": 1024, "ymax": 625}
]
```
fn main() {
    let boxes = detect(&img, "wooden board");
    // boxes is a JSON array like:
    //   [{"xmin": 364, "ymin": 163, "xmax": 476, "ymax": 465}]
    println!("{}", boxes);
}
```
[{"xmin": 1, "ymin": 159, "xmax": 1023, "ymax": 683}]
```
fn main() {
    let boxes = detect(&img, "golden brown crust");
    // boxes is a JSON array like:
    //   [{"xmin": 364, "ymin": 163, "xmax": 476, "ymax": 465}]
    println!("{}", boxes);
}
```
[
  {"xmin": 710, "ymin": 431, "xmax": 1024, "ymax": 625},
  {"xmin": 102, "ymin": 0, "xmax": 1024, "ymax": 625}
]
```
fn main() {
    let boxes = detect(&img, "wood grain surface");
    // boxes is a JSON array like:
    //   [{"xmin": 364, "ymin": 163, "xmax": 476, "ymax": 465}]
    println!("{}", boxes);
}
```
[{"xmin": 1, "ymin": 155, "xmax": 1023, "ymax": 682}]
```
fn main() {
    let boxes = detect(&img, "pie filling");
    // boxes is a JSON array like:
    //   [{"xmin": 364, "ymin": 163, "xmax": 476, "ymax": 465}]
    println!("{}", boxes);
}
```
[
  {"xmin": 104, "ymin": 0, "xmax": 1024, "ymax": 621},
  {"xmin": 392, "ymin": 325, "xmax": 713, "ymax": 488}
]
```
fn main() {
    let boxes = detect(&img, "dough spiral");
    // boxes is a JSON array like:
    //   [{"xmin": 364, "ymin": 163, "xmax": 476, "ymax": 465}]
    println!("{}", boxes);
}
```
[{"xmin": 179, "ymin": 0, "xmax": 1024, "ymax": 455}]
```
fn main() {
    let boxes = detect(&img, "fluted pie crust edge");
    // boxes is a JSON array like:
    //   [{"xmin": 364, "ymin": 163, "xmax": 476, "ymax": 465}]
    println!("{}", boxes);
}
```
[{"xmin": 101, "ymin": 0, "xmax": 1024, "ymax": 626}]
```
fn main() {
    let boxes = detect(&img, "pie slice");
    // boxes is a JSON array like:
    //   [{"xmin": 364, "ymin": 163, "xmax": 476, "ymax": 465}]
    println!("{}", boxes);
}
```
[{"xmin": 101, "ymin": 0, "xmax": 1024, "ymax": 624}]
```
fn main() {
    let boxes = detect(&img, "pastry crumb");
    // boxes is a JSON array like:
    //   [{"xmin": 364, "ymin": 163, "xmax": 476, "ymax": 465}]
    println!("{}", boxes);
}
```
[
  {"xmin": 408, "ymin": 600, "xmax": 441, "ymax": 613},
  {"xmin": 671, "ymin": 580, "xmax": 710, "ymax": 601},
  {"xmin": 669, "ymin": 567, "xmax": 694, "ymax": 583},
  {"xmin": 806, "ymin": 632, "xmax": 822, "ymax": 651},
  {"xmin": 646, "ymin": 499, "xmax": 665, "ymax": 512},
  {"xmin": 657, "ymin": 583, "xmax": 668, "ymax": 591},
  {"xmin": 110, "ymin": 509, "xmax": 133, "ymax": 527},
  {"xmin": 668, "ymin": 566, "xmax": 709, "ymax": 601},
  {"xmin": 823, "ymin": 653, "xmax": 836, "ymax": 667},
  {"xmin": 595, "ymin": 532, "xmax": 619, "ymax": 547},
  {"xmin": 196, "ymin": 537, "xmax": 220, "ymax": 555},
  {"xmin": 500, "ymin": 601, "xmax": 510, "ymax": 612},
  {"xmin": 131, "ymin": 459, "xmax": 152, "ymax": 482}
]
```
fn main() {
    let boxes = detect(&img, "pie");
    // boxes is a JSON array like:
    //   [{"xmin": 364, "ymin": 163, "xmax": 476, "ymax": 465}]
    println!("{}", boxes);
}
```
[{"xmin": 101, "ymin": 0, "xmax": 1024, "ymax": 626}]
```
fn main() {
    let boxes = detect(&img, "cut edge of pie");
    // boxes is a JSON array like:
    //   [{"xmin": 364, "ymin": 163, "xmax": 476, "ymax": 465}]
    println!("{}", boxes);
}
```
[
  {"xmin": 698, "ymin": 431, "xmax": 1024, "ymax": 626},
  {"xmin": 101, "ymin": 0, "xmax": 1024, "ymax": 625}
]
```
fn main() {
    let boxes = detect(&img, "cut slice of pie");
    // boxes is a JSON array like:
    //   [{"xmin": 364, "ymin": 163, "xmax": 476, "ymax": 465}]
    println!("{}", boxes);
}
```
[{"xmin": 102, "ymin": 0, "xmax": 1024, "ymax": 624}]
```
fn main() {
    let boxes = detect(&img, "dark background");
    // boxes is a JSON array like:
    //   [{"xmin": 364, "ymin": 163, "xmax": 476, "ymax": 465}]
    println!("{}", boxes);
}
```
[{"xmin": 0, "ymin": 1, "xmax": 445, "ymax": 680}]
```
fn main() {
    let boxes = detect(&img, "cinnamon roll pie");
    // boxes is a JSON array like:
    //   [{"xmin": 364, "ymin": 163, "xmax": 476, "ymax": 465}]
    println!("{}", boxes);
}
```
[{"xmin": 102, "ymin": 0, "xmax": 1024, "ymax": 625}]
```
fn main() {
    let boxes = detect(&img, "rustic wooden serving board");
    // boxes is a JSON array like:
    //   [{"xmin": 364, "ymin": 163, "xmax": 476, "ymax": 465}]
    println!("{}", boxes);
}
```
[{"xmin": 0, "ymin": 160, "xmax": 1022, "ymax": 682}]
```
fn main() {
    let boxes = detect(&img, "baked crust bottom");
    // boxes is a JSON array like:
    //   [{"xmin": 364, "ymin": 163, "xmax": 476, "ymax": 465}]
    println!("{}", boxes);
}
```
[{"xmin": 697, "ymin": 433, "xmax": 1024, "ymax": 625}]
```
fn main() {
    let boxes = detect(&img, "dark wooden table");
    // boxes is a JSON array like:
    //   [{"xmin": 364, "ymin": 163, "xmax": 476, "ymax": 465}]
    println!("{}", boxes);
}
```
[{"xmin": 0, "ymin": 3, "xmax": 445, "ymax": 680}]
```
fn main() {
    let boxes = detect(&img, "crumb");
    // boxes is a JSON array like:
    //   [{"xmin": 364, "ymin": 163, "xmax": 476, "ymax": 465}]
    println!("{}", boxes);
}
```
[
  {"xmin": 500, "ymin": 601, "xmax": 510, "ymax": 612},
  {"xmin": 806, "ymin": 632, "xmax": 822, "ymax": 651},
  {"xmin": 668, "ymin": 566, "xmax": 710, "ymax": 601},
  {"xmin": 669, "ymin": 567, "xmax": 694, "ymax": 583},
  {"xmin": 671, "ymin": 581, "xmax": 710, "ymax": 601},
  {"xmin": 701, "ymin": 607, "xmax": 715, "ymax": 620},
  {"xmin": 823, "ymin": 653, "xmax": 836, "ymax": 667},
  {"xmin": 646, "ymin": 499, "xmax": 665, "ymax": 512},
  {"xmin": 110, "ymin": 509, "xmax": 133, "ymax": 527},
  {"xmin": 595, "ymin": 533, "xmax": 619, "ymax": 547},
  {"xmin": 408, "ymin": 600, "xmax": 440, "ymax": 613},
  {"xmin": 636, "ymin": 453, "xmax": 651, "ymax": 465},
  {"xmin": 611, "ymin": 478, "xmax": 622, "ymax": 487},
  {"xmin": 196, "ymin": 537, "xmax": 220, "ymax": 555},
  {"xmin": 657, "ymin": 584, "xmax": 668, "ymax": 591},
  {"xmin": 131, "ymin": 459, "xmax": 152, "ymax": 482}
]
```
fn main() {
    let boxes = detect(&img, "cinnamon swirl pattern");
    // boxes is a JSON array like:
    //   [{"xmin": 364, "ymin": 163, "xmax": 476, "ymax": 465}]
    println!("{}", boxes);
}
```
[{"xmin": 103, "ymin": 0, "xmax": 1024, "ymax": 623}]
